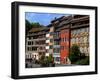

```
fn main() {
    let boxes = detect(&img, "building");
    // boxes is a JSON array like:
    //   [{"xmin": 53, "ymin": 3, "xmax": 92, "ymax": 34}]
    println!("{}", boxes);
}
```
[
  {"xmin": 51, "ymin": 20, "xmax": 61, "ymax": 64},
  {"xmin": 53, "ymin": 31, "xmax": 60, "ymax": 64},
  {"xmin": 48, "ymin": 15, "xmax": 89, "ymax": 64},
  {"xmin": 49, "ymin": 16, "xmax": 72, "ymax": 64},
  {"xmin": 25, "ymin": 27, "xmax": 48, "ymax": 62},
  {"xmin": 60, "ymin": 29, "xmax": 70, "ymax": 64},
  {"xmin": 45, "ymin": 25, "xmax": 54, "ymax": 57},
  {"xmin": 71, "ymin": 15, "xmax": 89, "ymax": 56},
  {"xmin": 25, "ymin": 14, "xmax": 90, "ymax": 65}
]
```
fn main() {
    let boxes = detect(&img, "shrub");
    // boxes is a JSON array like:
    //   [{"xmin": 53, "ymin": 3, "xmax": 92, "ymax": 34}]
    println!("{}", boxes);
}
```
[
  {"xmin": 69, "ymin": 44, "xmax": 81, "ymax": 64},
  {"xmin": 75, "ymin": 56, "xmax": 89, "ymax": 65},
  {"xmin": 39, "ymin": 54, "xmax": 54, "ymax": 67}
]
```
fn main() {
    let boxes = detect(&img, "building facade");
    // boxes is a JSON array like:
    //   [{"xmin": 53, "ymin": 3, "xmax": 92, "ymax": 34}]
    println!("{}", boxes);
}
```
[
  {"xmin": 71, "ymin": 15, "xmax": 89, "ymax": 56},
  {"xmin": 26, "ymin": 27, "xmax": 47, "ymax": 63},
  {"xmin": 60, "ymin": 29, "xmax": 70, "ymax": 64},
  {"xmin": 45, "ymin": 26, "xmax": 54, "ymax": 57},
  {"xmin": 25, "ymin": 15, "xmax": 89, "ymax": 65},
  {"xmin": 50, "ymin": 16, "xmax": 72, "ymax": 64},
  {"xmin": 48, "ymin": 15, "xmax": 89, "ymax": 64}
]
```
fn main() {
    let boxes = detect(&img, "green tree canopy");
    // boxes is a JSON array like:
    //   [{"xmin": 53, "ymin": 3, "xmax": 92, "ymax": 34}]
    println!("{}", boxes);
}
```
[
  {"xmin": 31, "ymin": 22, "xmax": 41, "ymax": 28},
  {"xmin": 25, "ymin": 20, "xmax": 32, "ymax": 35},
  {"xmin": 69, "ymin": 44, "xmax": 81, "ymax": 64},
  {"xmin": 25, "ymin": 20, "xmax": 42, "ymax": 35}
]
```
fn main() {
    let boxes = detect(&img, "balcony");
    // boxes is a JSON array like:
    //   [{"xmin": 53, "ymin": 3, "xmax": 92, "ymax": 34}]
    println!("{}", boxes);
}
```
[
  {"xmin": 38, "ymin": 49, "xmax": 46, "ymax": 52},
  {"xmin": 54, "ymin": 36, "xmax": 60, "ymax": 40},
  {"xmin": 53, "ymin": 53, "xmax": 60, "ymax": 57},
  {"xmin": 27, "ymin": 32, "xmax": 46, "ymax": 36},
  {"xmin": 26, "ymin": 50, "xmax": 38, "ymax": 53},
  {"xmin": 26, "ymin": 44, "xmax": 45, "ymax": 47},
  {"xmin": 71, "ymin": 16, "xmax": 89, "ymax": 23},
  {"xmin": 46, "ymin": 39, "xmax": 50, "ymax": 43},
  {"xmin": 31, "ymin": 38, "xmax": 46, "ymax": 41},
  {"xmin": 48, "ymin": 49, "xmax": 53, "ymax": 53},
  {"xmin": 46, "ymin": 46, "xmax": 49, "ymax": 49},
  {"xmin": 53, "ymin": 45, "xmax": 60, "ymax": 48},
  {"xmin": 71, "ymin": 23, "xmax": 89, "ymax": 29},
  {"xmin": 58, "ymin": 19, "xmax": 71, "ymax": 27},
  {"xmin": 46, "ymin": 33, "xmax": 50, "ymax": 37}
]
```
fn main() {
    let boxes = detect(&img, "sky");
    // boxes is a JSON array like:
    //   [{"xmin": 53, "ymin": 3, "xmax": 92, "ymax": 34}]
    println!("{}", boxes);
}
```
[{"xmin": 25, "ymin": 12, "xmax": 69, "ymax": 26}]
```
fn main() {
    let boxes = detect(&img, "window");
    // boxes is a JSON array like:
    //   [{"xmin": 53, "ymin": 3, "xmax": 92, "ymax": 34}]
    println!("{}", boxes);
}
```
[
  {"xmin": 61, "ymin": 46, "xmax": 64, "ymax": 50},
  {"xmin": 28, "ymin": 47, "xmax": 30, "ymax": 51},
  {"xmin": 50, "ymin": 45, "xmax": 53, "ymax": 49},
  {"xmin": 84, "ymin": 28, "xmax": 87, "ymax": 32},
  {"xmin": 31, "ymin": 41, "xmax": 34, "ymax": 45},
  {"xmin": 82, "ymin": 28, "xmax": 85, "ymax": 33},
  {"xmin": 50, "ymin": 32, "xmax": 54, "ymax": 35},
  {"xmin": 56, "ymin": 57, "xmax": 60, "ymax": 61},
  {"xmin": 54, "ymin": 48, "xmax": 60, "ymax": 53},
  {"xmin": 73, "ymin": 30, "xmax": 76, "ymax": 35},
  {"xmin": 65, "ymin": 38, "xmax": 68, "ymax": 42},
  {"xmin": 32, "ymin": 47, "xmax": 34, "ymax": 51},
  {"xmin": 28, "ymin": 41, "xmax": 30, "ymax": 45},
  {"xmin": 83, "ymin": 37, "xmax": 87, "ymax": 43},
  {"xmin": 46, "ymin": 43, "xmax": 49, "ymax": 46},
  {"xmin": 61, "ymin": 46, "xmax": 63, "ymax": 50},
  {"xmin": 54, "ymin": 41, "xmax": 59, "ymax": 45},
  {"xmin": 54, "ymin": 48, "xmax": 56, "ymax": 53},
  {"xmin": 77, "ymin": 29, "xmax": 80, "ymax": 34},
  {"xmin": 86, "ymin": 28, "xmax": 89, "ymax": 32},
  {"xmin": 32, "ymin": 47, "xmax": 37, "ymax": 51},
  {"xmin": 27, "ymin": 47, "xmax": 29, "ymax": 51},
  {"xmin": 62, "ymin": 46, "xmax": 64, "ymax": 50},
  {"xmin": 63, "ymin": 38, "xmax": 64, "ymax": 42},
  {"xmin": 50, "ymin": 39, "xmax": 53, "ymax": 42},
  {"xmin": 28, "ymin": 37, "xmax": 31, "ymax": 40},
  {"xmin": 28, "ymin": 41, "xmax": 32, "ymax": 45},
  {"xmin": 46, "ymin": 49, "xmax": 49, "ymax": 53}
]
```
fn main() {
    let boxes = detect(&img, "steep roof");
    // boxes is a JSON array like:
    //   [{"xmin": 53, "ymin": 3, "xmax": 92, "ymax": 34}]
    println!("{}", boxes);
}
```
[{"xmin": 28, "ymin": 26, "xmax": 49, "ymax": 33}]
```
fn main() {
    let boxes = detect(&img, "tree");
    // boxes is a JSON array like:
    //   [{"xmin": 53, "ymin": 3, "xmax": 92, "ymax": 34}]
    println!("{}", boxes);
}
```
[
  {"xmin": 25, "ymin": 20, "xmax": 32, "ymax": 35},
  {"xmin": 25, "ymin": 20, "xmax": 43, "ymax": 35},
  {"xmin": 47, "ymin": 54, "xmax": 53, "ymax": 63},
  {"xmin": 75, "ymin": 56, "xmax": 89, "ymax": 65},
  {"xmin": 39, "ymin": 54, "xmax": 54, "ymax": 67},
  {"xmin": 31, "ymin": 22, "xmax": 41, "ymax": 28},
  {"xmin": 69, "ymin": 44, "xmax": 81, "ymax": 64},
  {"xmin": 39, "ymin": 55, "xmax": 45, "ymax": 64}
]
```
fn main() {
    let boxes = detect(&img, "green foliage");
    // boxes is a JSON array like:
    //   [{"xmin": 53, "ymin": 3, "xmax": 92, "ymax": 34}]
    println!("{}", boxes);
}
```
[
  {"xmin": 25, "ymin": 20, "xmax": 32, "ymax": 34},
  {"xmin": 39, "ymin": 55, "xmax": 45, "ymax": 64},
  {"xmin": 25, "ymin": 20, "xmax": 42, "ymax": 35},
  {"xmin": 69, "ymin": 44, "xmax": 81, "ymax": 64},
  {"xmin": 47, "ymin": 54, "xmax": 53, "ymax": 63},
  {"xmin": 39, "ymin": 54, "xmax": 54, "ymax": 67},
  {"xmin": 31, "ymin": 22, "xmax": 41, "ymax": 28},
  {"xmin": 69, "ymin": 44, "xmax": 89, "ymax": 65},
  {"xmin": 75, "ymin": 56, "xmax": 89, "ymax": 65}
]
